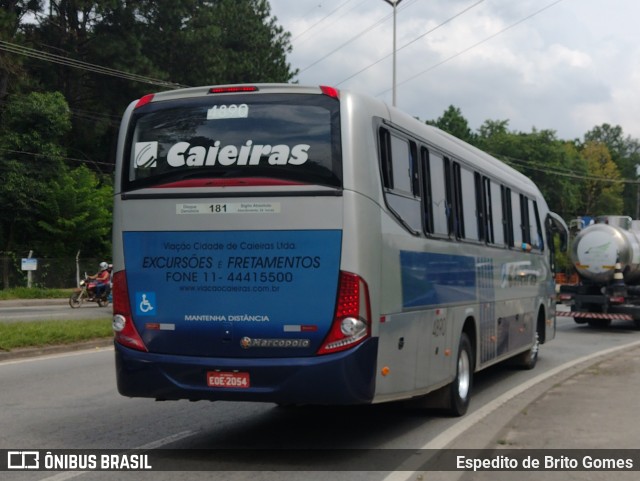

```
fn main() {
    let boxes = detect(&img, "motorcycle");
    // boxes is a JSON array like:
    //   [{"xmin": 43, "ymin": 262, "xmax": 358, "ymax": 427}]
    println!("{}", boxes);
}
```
[{"xmin": 69, "ymin": 274, "xmax": 111, "ymax": 308}]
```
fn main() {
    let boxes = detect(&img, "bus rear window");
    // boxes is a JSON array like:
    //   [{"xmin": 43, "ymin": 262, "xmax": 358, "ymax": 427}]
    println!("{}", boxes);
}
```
[{"xmin": 123, "ymin": 93, "xmax": 342, "ymax": 191}]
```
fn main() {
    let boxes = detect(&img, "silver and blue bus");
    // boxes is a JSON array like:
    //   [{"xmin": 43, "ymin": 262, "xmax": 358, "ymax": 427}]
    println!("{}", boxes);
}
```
[{"xmin": 112, "ymin": 84, "xmax": 568, "ymax": 415}]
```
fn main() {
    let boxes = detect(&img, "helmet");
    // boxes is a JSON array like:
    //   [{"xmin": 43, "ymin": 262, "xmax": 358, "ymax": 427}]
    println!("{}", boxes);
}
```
[{"xmin": 99, "ymin": 261, "xmax": 109, "ymax": 271}]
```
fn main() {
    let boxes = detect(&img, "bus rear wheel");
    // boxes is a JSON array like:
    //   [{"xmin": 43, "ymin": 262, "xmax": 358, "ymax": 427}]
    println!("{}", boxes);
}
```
[
  {"xmin": 512, "ymin": 332, "xmax": 539, "ymax": 370},
  {"xmin": 443, "ymin": 333, "xmax": 473, "ymax": 416}
]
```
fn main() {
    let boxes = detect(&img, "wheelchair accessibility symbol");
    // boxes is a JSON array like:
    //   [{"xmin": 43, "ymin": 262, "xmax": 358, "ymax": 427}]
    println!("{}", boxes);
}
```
[{"xmin": 135, "ymin": 292, "xmax": 156, "ymax": 316}]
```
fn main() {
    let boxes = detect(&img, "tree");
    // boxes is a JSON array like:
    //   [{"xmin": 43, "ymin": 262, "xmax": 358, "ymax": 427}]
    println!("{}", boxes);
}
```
[
  {"xmin": 0, "ymin": 1, "xmax": 303, "ymax": 288},
  {"xmin": 37, "ymin": 165, "xmax": 112, "ymax": 257},
  {"xmin": 580, "ymin": 141, "xmax": 623, "ymax": 215},
  {"xmin": 0, "ymin": 91, "xmax": 71, "ymax": 249},
  {"xmin": 427, "ymin": 105, "xmax": 475, "ymax": 143},
  {"xmin": 477, "ymin": 119, "xmax": 509, "ymax": 140},
  {"xmin": 475, "ymin": 122, "xmax": 585, "ymax": 220},
  {"xmin": 585, "ymin": 124, "xmax": 640, "ymax": 217},
  {"xmin": 18, "ymin": 0, "xmax": 298, "ymax": 172},
  {"xmin": 0, "ymin": 1, "xmax": 42, "ymax": 98},
  {"xmin": 0, "ymin": 91, "xmax": 71, "ymax": 287},
  {"xmin": 0, "ymin": 90, "xmax": 112, "ymax": 259},
  {"xmin": 138, "ymin": 0, "xmax": 297, "ymax": 86}
]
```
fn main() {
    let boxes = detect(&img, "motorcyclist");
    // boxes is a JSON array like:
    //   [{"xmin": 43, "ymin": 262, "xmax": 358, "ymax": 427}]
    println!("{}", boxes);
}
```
[{"xmin": 88, "ymin": 261, "xmax": 111, "ymax": 299}]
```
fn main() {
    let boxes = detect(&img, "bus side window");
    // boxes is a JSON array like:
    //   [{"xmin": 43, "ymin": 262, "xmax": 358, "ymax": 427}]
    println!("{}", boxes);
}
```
[
  {"xmin": 410, "ymin": 141, "xmax": 419, "ymax": 197},
  {"xmin": 444, "ymin": 157, "xmax": 455, "ymax": 236},
  {"xmin": 458, "ymin": 165, "xmax": 477, "ymax": 241},
  {"xmin": 501, "ymin": 186, "xmax": 514, "ymax": 247},
  {"xmin": 378, "ymin": 127, "xmax": 422, "ymax": 233},
  {"xmin": 531, "ymin": 200, "xmax": 544, "ymax": 250},
  {"xmin": 520, "ymin": 194, "xmax": 531, "ymax": 245},
  {"xmin": 453, "ymin": 162, "xmax": 464, "ymax": 238},
  {"xmin": 481, "ymin": 176, "xmax": 495, "ymax": 244},
  {"xmin": 511, "ymin": 190, "xmax": 523, "ymax": 248},
  {"xmin": 490, "ymin": 179, "xmax": 504, "ymax": 246},
  {"xmin": 420, "ymin": 147, "xmax": 434, "ymax": 234},
  {"xmin": 379, "ymin": 127, "xmax": 393, "ymax": 188},
  {"xmin": 475, "ymin": 173, "xmax": 485, "ymax": 242},
  {"xmin": 390, "ymin": 135, "xmax": 413, "ymax": 194},
  {"xmin": 430, "ymin": 153, "xmax": 448, "ymax": 236}
]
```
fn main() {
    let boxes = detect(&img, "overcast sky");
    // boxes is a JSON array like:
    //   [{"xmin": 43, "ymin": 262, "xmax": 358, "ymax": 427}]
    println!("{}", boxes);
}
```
[{"xmin": 268, "ymin": 0, "xmax": 640, "ymax": 141}]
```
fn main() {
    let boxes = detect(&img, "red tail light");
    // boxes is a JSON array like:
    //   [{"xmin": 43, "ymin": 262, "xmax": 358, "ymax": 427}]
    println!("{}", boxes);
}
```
[
  {"xmin": 320, "ymin": 85, "xmax": 339, "ymax": 99},
  {"xmin": 317, "ymin": 271, "xmax": 371, "ymax": 355},
  {"xmin": 112, "ymin": 270, "xmax": 147, "ymax": 352},
  {"xmin": 134, "ymin": 94, "xmax": 155, "ymax": 109},
  {"xmin": 209, "ymin": 86, "xmax": 258, "ymax": 94}
]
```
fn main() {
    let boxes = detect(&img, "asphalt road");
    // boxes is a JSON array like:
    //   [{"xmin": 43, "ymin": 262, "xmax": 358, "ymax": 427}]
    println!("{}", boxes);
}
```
[
  {"xmin": 0, "ymin": 300, "xmax": 112, "ymax": 322},
  {"xmin": 1, "ymin": 315, "xmax": 639, "ymax": 481}
]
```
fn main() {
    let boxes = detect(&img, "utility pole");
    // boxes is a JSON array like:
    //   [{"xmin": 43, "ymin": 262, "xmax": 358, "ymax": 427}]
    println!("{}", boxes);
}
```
[
  {"xmin": 383, "ymin": 0, "xmax": 404, "ymax": 107},
  {"xmin": 636, "ymin": 164, "xmax": 640, "ymax": 219}
]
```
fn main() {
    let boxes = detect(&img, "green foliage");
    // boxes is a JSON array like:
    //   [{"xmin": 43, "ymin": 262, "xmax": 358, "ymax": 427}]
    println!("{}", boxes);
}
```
[
  {"xmin": 427, "ymin": 105, "xmax": 475, "ymax": 144},
  {"xmin": 0, "ymin": 91, "xmax": 72, "ymax": 253},
  {"xmin": 580, "ymin": 141, "xmax": 623, "ymax": 215},
  {"xmin": 429, "ymin": 107, "xmax": 639, "ymax": 222},
  {"xmin": 475, "ymin": 122, "xmax": 585, "ymax": 220},
  {"xmin": 0, "ymin": 91, "xmax": 112, "ymax": 261},
  {"xmin": 12, "ymin": 0, "xmax": 298, "ymax": 179},
  {"xmin": 137, "ymin": 0, "xmax": 296, "ymax": 86},
  {"xmin": 0, "ymin": 1, "xmax": 42, "ymax": 97},
  {"xmin": 0, "ymin": 318, "xmax": 112, "ymax": 351},
  {"xmin": 1, "ymin": 0, "xmax": 297, "ymax": 266},
  {"xmin": 1, "ymin": 90, "xmax": 70, "ymax": 157},
  {"xmin": 584, "ymin": 124, "xmax": 640, "ymax": 217},
  {"xmin": 0, "ymin": 287, "xmax": 71, "ymax": 300},
  {"xmin": 37, "ymin": 165, "xmax": 113, "ymax": 257},
  {"xmin": 554, "ymin": 236, "xmax": 572, "ymax": 274}
]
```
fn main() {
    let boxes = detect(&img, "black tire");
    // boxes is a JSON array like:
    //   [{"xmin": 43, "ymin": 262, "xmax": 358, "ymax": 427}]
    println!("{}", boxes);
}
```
[
  {"xmin": 587, "ymin": 319, "xmax": 611, "ymax": 328},
  {"xmin": 443, "ymin": 333, "xmax": 474, "ymax": 417},
  {"xmin": 97, "ymin": 298, "xmax": 109, "ymax": 307},
  {"xmin": 69, "ymin": 292, "xmax": 82, "ymax": 308},
  {"xmin": 512, "ymin": 332, "xmax": 539, "ymax": 370}
]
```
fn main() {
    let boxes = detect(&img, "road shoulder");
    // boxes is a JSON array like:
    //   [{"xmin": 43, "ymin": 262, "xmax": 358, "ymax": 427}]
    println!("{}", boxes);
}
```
[{"xmin": 0, "ymin": 338, "xmax": 113, "ymax": 362}]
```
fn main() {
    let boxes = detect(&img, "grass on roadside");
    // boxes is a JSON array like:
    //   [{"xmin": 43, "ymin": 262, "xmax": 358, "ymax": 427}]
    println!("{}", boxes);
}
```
[
  {"xmin": 0, "ymin": 287, "xmax": 73, "ymax": 300},
  {"xmin": 0, "ymin": 319, "xmax": 113, "ymax": 351}
]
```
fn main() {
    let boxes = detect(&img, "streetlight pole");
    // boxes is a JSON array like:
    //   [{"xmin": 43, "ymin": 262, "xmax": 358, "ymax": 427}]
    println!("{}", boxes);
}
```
[
  {"xmin": 636, "ymin": 165, "xmax": 640, "ymax": 219},
  {"xmin": 383, "ymin": 0, "xmax": 403, "ymax": 107}
]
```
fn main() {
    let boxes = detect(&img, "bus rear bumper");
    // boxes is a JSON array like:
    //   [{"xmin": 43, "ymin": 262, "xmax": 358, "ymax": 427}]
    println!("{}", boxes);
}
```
[{"xmin": 114, "ymin": 338, "xmax": 378, "ymax": 405}]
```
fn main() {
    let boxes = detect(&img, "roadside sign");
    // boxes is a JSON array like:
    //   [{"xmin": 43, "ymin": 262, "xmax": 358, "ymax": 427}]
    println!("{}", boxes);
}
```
[{"xmin": 21, "ymin": 258, "xmax": 38, "ymax": 271}]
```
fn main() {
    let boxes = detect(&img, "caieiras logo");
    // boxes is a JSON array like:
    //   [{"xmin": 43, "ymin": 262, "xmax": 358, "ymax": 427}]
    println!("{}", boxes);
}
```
[
  {"xmin": 166, "ymin": 141, "xmax": 310, "ymax": 167},
  {"xmin": 134, "ymin": 141, "xmax": 158, "ymax": 168}
]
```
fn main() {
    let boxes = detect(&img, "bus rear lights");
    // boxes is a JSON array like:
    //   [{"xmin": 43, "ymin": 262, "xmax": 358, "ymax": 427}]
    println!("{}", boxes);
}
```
[
  {"xmin": 113, "ymin": 313, "xmax": 148, "ymax": 352},
  {"xmin": 112, "ymin": 270, "xmax": 148, "ymax": 352},
  {"xmin": 209, "ymin": 86, "xmax": 258, "ymax": 94},
  {"xmin": 317, "ymin": 272, "xmax": 371, "ymax": 355},
  {"xmin": 113, "ymin": 314, "xmax": 126, "ymax": 332},
  {"xmin": 320, "ymin": 86, "xmax": 339, "ymax": 99},
  {"xmin": 134, "ymin": 94, "xmax": 155, "ymax": 109},
  {"xmin": 340, "ymin": 317, "xmax": 366, "ymax": 337}
]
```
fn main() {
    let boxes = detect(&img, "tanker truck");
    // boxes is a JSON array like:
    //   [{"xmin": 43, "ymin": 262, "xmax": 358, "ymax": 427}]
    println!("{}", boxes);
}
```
[{"xmin": 558, "ymin": 215, "xmax": 640, "ymax": 328}]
